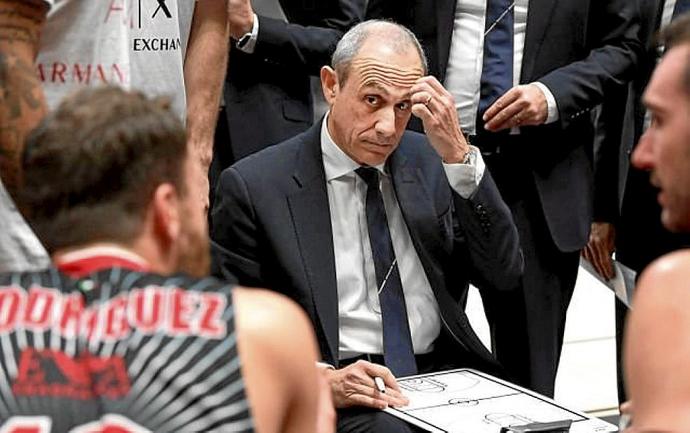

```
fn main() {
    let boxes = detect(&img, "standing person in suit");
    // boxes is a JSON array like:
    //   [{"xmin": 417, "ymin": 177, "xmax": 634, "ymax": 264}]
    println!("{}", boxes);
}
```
[
  {"xmin": 620, "ymin": 14, "xmax": 690, "ymax": 429},
  {"xmin": 209, "ymin": 0, "xmax": 363, "ymax": 202},
  {"xmin": 585, "ymin": 0, "xmax": 690, "ymax": 405},
  {"xmin": 211, "ymin": 20, "xmax": 523, "ymax": 433},
  {"xmin": 367, "ymin": 0, "xmax": 643, "ymax": 396}
]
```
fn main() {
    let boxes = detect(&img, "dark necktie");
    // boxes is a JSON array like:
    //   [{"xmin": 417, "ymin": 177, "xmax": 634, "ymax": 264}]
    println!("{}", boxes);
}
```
[
  {"xmin": 355, "ymin": 167, "xmax": 417, "ymax": 377},
  {"xmin": 477, "ymin": 0, "xmax": 515, "ymax": 134},
  {"xmin": 673, "ymin": 0, "xmax": 690, "ymax": 18}
]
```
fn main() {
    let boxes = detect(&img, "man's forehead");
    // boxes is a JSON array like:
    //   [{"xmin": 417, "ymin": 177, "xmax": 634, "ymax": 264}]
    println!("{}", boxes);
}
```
[
  {"xmin": 646, "ymin": 49, "xmax": 687, "ymax": 109},
  {"xmin": 350, "ymin": 57, "xmax": 423, "ymax": 93}
]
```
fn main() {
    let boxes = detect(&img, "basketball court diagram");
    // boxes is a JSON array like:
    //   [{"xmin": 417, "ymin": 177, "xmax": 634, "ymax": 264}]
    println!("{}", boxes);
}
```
[{"xmin": 386, "ymin": 369, "xmax": 617, "ymax": 433}]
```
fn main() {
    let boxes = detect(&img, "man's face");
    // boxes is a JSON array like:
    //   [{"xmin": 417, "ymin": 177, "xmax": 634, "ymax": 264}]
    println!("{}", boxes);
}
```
[
  {"xmin": 323, "ymin": 38, "xmax": 424, "ymax": 166},
  {"xmin": 176, "ymin": 155, "xmax": 211, "ymax": 277},
  {"xmin": 632, "ymin": 45, "xmax": 690, "ymax": 232}
]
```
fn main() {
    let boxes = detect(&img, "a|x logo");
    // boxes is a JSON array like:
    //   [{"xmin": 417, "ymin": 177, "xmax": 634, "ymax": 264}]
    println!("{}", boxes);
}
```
[{"xmin": 152, "ymin": 0, "xmax": 172, "ymax": 19}]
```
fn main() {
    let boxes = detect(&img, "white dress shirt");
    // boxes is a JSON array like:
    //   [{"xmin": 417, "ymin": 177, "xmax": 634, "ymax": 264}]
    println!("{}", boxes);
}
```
[
  {"xmin": 661, "ymin": 0, "xmax": 679, "ymax": 29},
  {"xmin": 320, "ymin": 116, "xmax": 485, "ymax": 358},
  {"xmin": 444, "ymin": 0, "xmax": 558, "ymax": 135}
]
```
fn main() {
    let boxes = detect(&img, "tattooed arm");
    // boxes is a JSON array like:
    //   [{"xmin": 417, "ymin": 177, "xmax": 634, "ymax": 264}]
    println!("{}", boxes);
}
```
[{"xmin": 0, "ymin": 0, "xmax": 48, "ymax": 197}]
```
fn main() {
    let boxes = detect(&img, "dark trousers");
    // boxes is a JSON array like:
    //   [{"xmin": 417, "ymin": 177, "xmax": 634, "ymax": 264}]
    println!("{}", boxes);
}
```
[
  {"xmin": 483, "ymin": 151, "xmax": 579, "ymax": 397},
  {"xmin": 337, "ymin": 407, "xmax": 424, "ymax": 433},
  {"xmin": 514, "ymin": 194, "xmax": 579, "ymax": 397}
]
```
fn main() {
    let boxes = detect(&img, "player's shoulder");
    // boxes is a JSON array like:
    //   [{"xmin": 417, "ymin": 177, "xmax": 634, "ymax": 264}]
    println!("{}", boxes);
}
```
[
  {"xmin": 233, "ymin": 287, "xmax": 310, "ymax": 330},
  {"xmin": 643, "ymin": 249, "xmax": 690, "ymax": 275},
  {"xmin": 637, "ymin": 249, "xmax": 690, "ymax": 299},
  {"xmin": 232, "ymin": 287, "xmax": 315, "ymax": 352},
  {"xmin": 640, "ymin": 249, "xmax": 690, "ymax": 286}
]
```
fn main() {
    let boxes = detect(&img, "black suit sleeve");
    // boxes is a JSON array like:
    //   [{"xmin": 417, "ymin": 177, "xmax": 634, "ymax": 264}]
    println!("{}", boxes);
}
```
[
  {"xmin": 210, "ymin": 167, "xmax": 264, "ymax": 286},
  {"xmin": 539, "ymin": 0, "xmax": 643, "ymax": 129},
  {"xmin": 591, "ymin": 0, "xmax": 659, "ymax": 224},
  {"xmin": 451, "ymin": 172, "xmax": 524, "ymax": 294},
  {"xmin": 592, "ymin": 84, "xmax": 629, "ymax": 224},
  {"xmin": 252, "ymin": 0, "xmax": 364, "ymax": 74}
]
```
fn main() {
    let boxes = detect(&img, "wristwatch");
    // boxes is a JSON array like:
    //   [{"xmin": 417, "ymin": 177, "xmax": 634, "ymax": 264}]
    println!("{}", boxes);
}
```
[
  {"xmin": 236, "ymin": 31, "xmax": 253, "ymax": 49},
  {"xmin": 460, "ymin": 147, "xmax": 474, "ymax": 165},
  {"xmin": 235, "ymin": 13, "xmax": 258, "ymax": 52}
]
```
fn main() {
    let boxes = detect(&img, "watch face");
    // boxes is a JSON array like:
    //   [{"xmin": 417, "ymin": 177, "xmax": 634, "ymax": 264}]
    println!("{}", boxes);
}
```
[{"xmin": 237, "ymin": 33, "xmax": 252, "ymax": 48}]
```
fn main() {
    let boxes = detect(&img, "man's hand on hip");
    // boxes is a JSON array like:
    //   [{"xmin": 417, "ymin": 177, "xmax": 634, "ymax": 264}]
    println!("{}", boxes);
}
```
[
  {"xmin": 324, "ymin": 360, "xmax": 409, "ymax": 410},
  {"xmin": 410, "ymin": 76, "xmax": 470, "ymax": 164}
]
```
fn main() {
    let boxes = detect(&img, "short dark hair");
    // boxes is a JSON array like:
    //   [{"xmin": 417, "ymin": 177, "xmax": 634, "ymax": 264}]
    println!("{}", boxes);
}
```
[
  {"xmin": 21, "ymin": 86, "xmax": 188, "ymax": 253},
  {"xmin": 659, "ymin": 12, "xmax": 690, "ymax": 94}
]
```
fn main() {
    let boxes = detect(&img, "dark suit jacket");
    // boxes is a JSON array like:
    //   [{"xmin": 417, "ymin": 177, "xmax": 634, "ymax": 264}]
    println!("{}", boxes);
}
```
[
  {"xmin": 593, "ymin": 0, "xmax": 690, "ymax": 272},
  {"xmin": 222, "ymin": 0, "xmax": 363, "ymax": 161},
  {"xmin": 367, "ymin": 0, "xmax": 643, "ymax": 252},
  {"xmin": 211, "ymin": 120, "xmax": 523, "ymax": 375}
]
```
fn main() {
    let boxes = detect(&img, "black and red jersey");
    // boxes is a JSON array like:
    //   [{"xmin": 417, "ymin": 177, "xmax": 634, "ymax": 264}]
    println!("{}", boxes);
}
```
[{"xmin": 0, "ymin": 267, "xmax": 253, "ymax": 432}]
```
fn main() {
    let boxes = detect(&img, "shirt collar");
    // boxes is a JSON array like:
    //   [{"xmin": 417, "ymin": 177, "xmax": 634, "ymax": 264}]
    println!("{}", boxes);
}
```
[
  {"xmin": 54, "ymin": 243, "xmax": 150, "ymax": 278},
  {"xmin": 320, "ymin": 112, "xmax": 387, "ymax": 182}
]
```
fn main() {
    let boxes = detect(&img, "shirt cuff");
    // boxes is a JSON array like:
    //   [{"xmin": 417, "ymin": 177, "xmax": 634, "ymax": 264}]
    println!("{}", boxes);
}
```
[
  {"xmin": 236, "ymin": 13, "xmax": 259, "ymax": 54},
  {"xmin": 533, "ymin": 81, "xmax": 559, "ymax": 124},
  {"xmin": 316, "ymin": 361, "xmax": 336, "ymax": 371},
  {"xmin": 443, "ymin": 146, "xmax": 485, "ymax": 199}
]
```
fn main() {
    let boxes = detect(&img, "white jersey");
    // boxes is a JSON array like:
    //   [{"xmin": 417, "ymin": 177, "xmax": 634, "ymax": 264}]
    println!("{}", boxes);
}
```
[
  {"xmin": 0, "ymin": 1, "xmax": 197, "ymax": 273},
  {"xmin": 37, "ymin": 0, "xmax": 195, "ymax": 120}
]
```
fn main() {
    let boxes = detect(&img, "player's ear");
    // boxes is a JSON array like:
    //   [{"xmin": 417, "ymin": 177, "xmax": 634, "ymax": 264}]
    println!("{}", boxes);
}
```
[{"xmin": 151, "ymin": 182, "xmax": 181, "ymax": 244}]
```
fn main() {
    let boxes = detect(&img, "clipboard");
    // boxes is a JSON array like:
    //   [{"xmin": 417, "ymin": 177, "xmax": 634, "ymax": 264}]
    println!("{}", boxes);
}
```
[{"xmin": 383, "ymin": 369, "xmax": 617, "ymax": 433}]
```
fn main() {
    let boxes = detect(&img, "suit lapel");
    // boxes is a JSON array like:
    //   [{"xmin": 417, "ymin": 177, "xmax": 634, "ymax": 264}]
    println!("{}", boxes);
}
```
[
  {"xmin": 521, "ymin": 0, "xmax": 558, "ymax": 81},
  {"xmin": 389, "ymin": 150, "xmax": 445, "ymax": 267},
  {"xmin": 390, "ymin": 142, "xmax": 499, "ymax": 366},
  {"xmin": 389, "ymin": 144, "xmax": 455, "ymax": 326},
  {"xmin": 436, "ymin": 0, "xmax": 458, "ymax": 81},
  {"xmin": 286, "ymin": 124, "xmax": 339, "ymax": 363}
]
